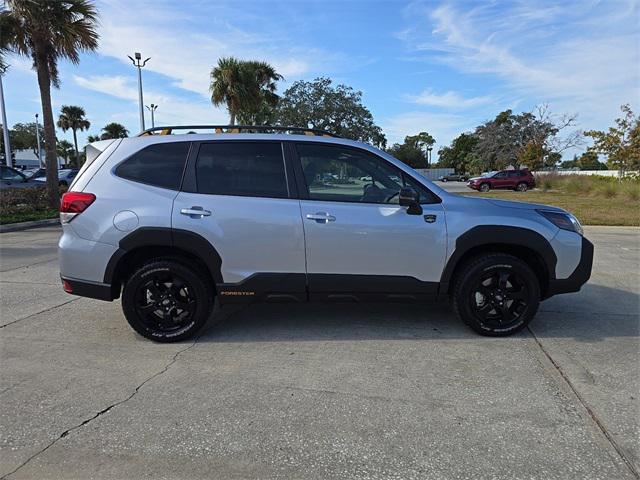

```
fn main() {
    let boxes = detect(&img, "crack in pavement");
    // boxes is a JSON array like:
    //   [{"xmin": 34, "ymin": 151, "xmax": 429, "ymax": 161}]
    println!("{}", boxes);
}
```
[
  {"xmin": 527, "ymin": 326, "xmax": 639, "ymax": 479},
  {"xmin": 0, "ymin": 257, "xmax": 58, "ymax": 273},
  {"xmin": 0, "ymin": 298, "xmax": 80, "ymax": 329},
  {"xmin": 0, "ymin": 338, "xmax": 200, "ymax": 480}
]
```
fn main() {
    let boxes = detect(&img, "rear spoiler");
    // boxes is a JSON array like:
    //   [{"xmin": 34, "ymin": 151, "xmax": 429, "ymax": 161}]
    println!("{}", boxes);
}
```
[{"xmin": 85, "ymin": 139, "xmax": 116, "ymax": 165}]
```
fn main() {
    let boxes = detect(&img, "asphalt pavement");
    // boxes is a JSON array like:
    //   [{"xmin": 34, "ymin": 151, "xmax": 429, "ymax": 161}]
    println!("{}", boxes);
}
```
[{"xmin": 0, "ymin": 225, "xmax": 638, "ymax": 480}]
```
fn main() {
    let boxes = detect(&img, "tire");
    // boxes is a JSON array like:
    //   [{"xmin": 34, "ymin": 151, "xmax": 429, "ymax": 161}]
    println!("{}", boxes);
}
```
[
  {"xmin": 452, "ymin": 254, "xmax": 540, "ymax": 336},
  {"xmin": 442, "ymin": 178, "xmax": 448, "ymax": 182},
  {"xmin": 516, "ymin": 182, "xmax": 528, "ymax": 192},
  {"xmin": 479, "ymin": 183, "xmax": 490, "ymax": 192},
  {"xmin": 122, "ymin": 258, "xmax": 214, "ymax": 342}
]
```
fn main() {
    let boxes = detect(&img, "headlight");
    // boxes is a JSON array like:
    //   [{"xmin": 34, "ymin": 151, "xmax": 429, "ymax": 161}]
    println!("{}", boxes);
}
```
[{"xmin": 537, "ymin": 209, "xmax": 583, "ymax": 235}]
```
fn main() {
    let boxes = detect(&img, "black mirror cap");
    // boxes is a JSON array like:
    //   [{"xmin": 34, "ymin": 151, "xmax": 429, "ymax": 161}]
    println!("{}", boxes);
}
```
[
  {"xmin": 399, "ymin": 187, "xmax": 419, "ymax": 206},
  {"xmin": 399, "ymin": 187, "xmax": 423, "ymax": 215}
]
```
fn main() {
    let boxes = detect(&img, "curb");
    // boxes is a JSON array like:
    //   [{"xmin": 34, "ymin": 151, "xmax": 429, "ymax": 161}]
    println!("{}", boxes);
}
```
[{"xmin": 0, "ymin": 218, "xmax": 60, "ymax": 233}]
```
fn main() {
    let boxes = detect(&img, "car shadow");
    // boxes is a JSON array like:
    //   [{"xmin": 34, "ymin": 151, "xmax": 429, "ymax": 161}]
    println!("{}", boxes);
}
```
[{"xmin": 196, "ymin": 283, "xmax": 639, "ymax": 343}]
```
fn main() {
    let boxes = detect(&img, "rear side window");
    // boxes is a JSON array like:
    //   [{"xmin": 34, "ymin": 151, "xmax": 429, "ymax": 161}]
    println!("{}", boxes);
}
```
[
  {"xmin": 115, "ymin": 142, "xmax": 190, "ymax": 190},
  {"xmin": 195, "ymin": 142, "xmax": 288, "ymax": 198}
]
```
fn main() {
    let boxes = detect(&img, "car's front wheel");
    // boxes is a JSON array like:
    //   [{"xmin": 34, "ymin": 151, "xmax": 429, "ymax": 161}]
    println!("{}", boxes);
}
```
[
  {"xmin": 452, "ymin": 254, "xmax": 540, "ymax": 336},
  {"xmin": 122, "ymin": 258, "xmax": 214, "ymax": 342},
  {"xmin": 479, "ymin": 183, "xmax": 490, "ymax": 192}
]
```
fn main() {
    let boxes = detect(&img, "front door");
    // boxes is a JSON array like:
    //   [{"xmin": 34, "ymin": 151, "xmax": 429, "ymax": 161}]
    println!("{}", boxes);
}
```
[
  {"xmin": 293, "ymin": 143, "xmax": 447, "ymax": 300},
  {"xmin": 172, "ymin": 141, "xmax": 306, "ymax": 302}
]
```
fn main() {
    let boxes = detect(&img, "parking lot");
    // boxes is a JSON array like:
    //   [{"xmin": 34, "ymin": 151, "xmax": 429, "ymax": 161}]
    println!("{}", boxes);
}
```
[{"xmin": 1, "ymin": 225, "xmax": 638, "ymax": 479}]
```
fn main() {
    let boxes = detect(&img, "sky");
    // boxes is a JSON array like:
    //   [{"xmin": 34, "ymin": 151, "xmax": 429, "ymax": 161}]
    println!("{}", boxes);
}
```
[{"xmin": 2, "ymin": 0, "xmax": 639, "ymax": 159}]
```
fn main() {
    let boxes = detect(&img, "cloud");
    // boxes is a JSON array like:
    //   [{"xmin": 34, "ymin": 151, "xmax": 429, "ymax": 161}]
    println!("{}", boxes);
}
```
[
  {"xmin": 73, "ymin": 74, "xmax": 229, "ymax": 129},
  {"xmin": 406, "ymin": 89, "xmax": 492, "ymax": 109},
  {"xmin": 399, "ymin": 1, "xmax": 640, "ymax": 132},
  {"xmin": 382, "ymin": 111, "xmax": 477, "ymax": 149},
  {"xmin": 95, "ymin": 0, "xmax": 349, "ymax": 98}
]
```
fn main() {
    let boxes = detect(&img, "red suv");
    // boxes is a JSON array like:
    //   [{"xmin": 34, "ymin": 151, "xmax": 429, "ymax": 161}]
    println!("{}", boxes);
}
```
[{"xmin": 467, "ymin": 169, "xmax": 535, "ymax": 192}]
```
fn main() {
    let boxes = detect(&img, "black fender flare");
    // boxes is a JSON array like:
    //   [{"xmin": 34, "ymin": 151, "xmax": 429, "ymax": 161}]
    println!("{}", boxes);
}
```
[
  {"xmin": 439, "ymin": 225, "xmax": 557, "ymax": 293},
  {"xmin": 103, "ymin": 227, "xmax": 223, "ymax": 285}
]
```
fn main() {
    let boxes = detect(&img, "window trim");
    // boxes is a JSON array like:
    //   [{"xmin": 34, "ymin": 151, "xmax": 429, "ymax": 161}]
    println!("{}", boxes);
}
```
[
  {"xmin": 182, "ymin": 140, "xmax": 296, "ymax": 199},
  {"xmin": 289, "ymin": 141, "xmax": 442, "ymax": 205},
  {"xmin": 113, "ymin": 141, "xmax": 192, "ymax": 191}
]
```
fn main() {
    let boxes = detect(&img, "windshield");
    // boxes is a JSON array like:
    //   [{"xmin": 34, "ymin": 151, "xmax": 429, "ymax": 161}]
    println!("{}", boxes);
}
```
[{"xmin": 482, "ymin": 171, "xmax": 498, "ymax": 178}]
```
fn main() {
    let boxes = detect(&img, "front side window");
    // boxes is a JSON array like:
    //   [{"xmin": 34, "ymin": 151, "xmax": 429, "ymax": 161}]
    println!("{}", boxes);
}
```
[
  {"xmin": 115, "ymin": 142, "xmax": 190, "ymax": 190},
  {"xmin": 296, "ymin": 143, "xmax": 437, "ymax": 204},
  {"xmin": 195, "ymin": 142, "xmax": 288, "ymax": 198}
]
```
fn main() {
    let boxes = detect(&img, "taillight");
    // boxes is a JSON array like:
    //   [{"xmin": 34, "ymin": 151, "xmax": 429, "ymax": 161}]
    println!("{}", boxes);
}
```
[{"xmin": 60, "ymin": 191, "xmax": 96, "ymax": 223}]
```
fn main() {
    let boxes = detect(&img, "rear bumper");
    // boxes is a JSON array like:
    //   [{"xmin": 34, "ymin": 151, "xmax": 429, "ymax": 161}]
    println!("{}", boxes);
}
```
[
  {"xmin": 61, "ymin": 276, "xmax": 116, "ymax": 301},
  {"xmin": 545, "ymin": 236, "xmax": 594, "ymax": 297}
]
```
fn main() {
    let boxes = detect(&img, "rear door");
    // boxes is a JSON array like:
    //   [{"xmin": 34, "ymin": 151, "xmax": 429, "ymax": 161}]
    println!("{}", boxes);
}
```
[
  {"xmin": 292, "ymin": 142, "xmax": 447, "ymax": 300},
  {"xmin": 172, "ymin": 141, "xmax": 306, "ymax": 301},
  {"xmin": 491, "ymin": 171, "xmax": 510, "ymax": 189}
]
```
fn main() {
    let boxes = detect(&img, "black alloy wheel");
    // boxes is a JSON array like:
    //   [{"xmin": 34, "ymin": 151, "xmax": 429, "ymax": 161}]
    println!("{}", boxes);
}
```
[
  {"xmin": 122, "ymin": 258, "xmax": 214, "ymax": 342},
  {"xmin": 452, "ymin": 254, "xmax": 540, "ymax": 336}
]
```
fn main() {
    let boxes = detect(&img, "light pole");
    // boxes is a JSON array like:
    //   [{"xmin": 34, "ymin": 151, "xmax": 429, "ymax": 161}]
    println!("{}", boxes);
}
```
[
  {"xmin": 427, "ymin": 146, "xmax": 433, "ymax": 168},
  {"xmin": 0, "ymin": 71, "xmax": 11, "ymax": 167},
  {"xmin": 35, "ymin": 113, "xmax": 43, "ymax": 168},
  {"xmin": 146, "ymin": 103, "xmax": 158, "ymax": 128},
  {"xmin": 128, "ymin": 52, "xmax": 150, "ymax": 133}
]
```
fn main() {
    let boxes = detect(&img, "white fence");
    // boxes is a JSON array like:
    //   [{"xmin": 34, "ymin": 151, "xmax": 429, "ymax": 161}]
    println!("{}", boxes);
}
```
[
  {"xmin": 534, "ymin": 170, "xmax": 637, "ymax": 178},
  {"xmin": 414, "ymin": 168, "xmax": 454, "ymax": 180}
]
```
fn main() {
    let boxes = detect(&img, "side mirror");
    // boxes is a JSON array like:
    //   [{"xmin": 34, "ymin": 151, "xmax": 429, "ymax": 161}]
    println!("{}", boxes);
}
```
[{"xmin": 399, "ymin": 187, "xmax": 422, "ymax": 215}]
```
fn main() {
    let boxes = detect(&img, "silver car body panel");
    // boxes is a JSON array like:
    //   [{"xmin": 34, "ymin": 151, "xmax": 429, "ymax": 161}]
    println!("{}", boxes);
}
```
[{"xmin": 59, "ymin": 133, "xmax": 584, "ymax": 290}]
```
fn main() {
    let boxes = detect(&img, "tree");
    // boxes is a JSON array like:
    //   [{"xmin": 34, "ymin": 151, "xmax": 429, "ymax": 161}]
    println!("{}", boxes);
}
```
[
  {"xmin": 210, "ymin": 57, "xmax": 282, "ymax": 125},
  {"xmin": 437, "ymin": 133, "xmax": 478, "ymax": 173},
  {"xmin": 472, "ymin": 106, "xmax": 581, "ymax": 172},
  {"xmin": 2, "ymin": 122, "xmax": 45, "ymax": 155},
  {"xmin": 56, "ymin": 139, "xmax": 74, "ymax": 163},
  {"xmin": 1, "ymin": 0, "xmax": 99, "ymax": 206},
  {"xmin": 585, "ymin": 104, "xmax": 640, "ymax": 174},
  {"xmin": 275, "ymin": 77, "xmax": 387, "ymax": 148},
  {"xmin": 387, "ymin": 132, "xmax": 435, "ymax": 169},
  {"xmin": 86, "ymin": 134, "xmax": 101, "ymax": 143},
  {"xmin": 57, "ymin": 105, "xmax": 90, "ymax": 168},
  {"xmin": 100, "ymin": 122, "xmax": 128, "ymax": 139}
]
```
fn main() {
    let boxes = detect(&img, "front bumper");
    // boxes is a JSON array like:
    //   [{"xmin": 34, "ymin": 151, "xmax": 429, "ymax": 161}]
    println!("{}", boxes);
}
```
[
  {"xmin": 545, "ymin": 236, "xmax": 594, "ymax": 297},
  {"xmin": 467, "ymin": 182, "xmax": 479, "ymax": 190}
]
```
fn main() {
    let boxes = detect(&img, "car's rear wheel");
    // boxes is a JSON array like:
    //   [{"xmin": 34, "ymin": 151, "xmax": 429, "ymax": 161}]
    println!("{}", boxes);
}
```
[
  {"xmin": 122, "ymin": 258, "xmax": 214, "ymax": 342},
  {"xmin": 452, "ymin": 254, "xmax": 540, "ymax": 336},
  {"xmin": 479, "ymin": 183, "xmax": 490, "ymax": 192},
  {"xmin": 442, "ymin": 178, "xmax": 448, "ymax": 182},
  {"xmin": 516, "ymin": 182, "xmax": 528, "ymax": 192}
]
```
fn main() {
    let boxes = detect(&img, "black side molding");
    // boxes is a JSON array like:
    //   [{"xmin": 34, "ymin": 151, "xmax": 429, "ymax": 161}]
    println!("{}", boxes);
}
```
[
  {"xmin": 62, "ymin": 277, "xmax": 114, "ymax": 301},
  {"xmin": 439, "ymin": 225, "xmax": 557, "ymax": 293},
  {"xmin": 545, "ymin": 236, "xmax": 594, "ymax": 297}
]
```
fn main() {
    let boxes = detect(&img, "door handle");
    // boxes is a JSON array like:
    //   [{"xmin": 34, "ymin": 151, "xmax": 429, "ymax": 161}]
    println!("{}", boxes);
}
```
[
  {"xmin": 306, "ymin": 212, "xmax": 336, "ymax": 223},
  {"xmin": 180, "ymin": 206, "xmax": 211, "ymax": 218}
]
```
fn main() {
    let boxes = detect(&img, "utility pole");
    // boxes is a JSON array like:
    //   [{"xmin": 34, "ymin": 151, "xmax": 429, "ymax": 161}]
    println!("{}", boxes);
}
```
[
  {"xmin": 146, "ymin": 103, "xmax": 158, "ymax": 128},
  {"xmin": 128, "ymin": 52, "xmax": 150, "ymax": 133},
  {"xmin": 0, "ymin": 72, "xmax": 11, "ymax": 167},
  {"xmin": 35, "ymin": 113, "xmax": 43, "ymax": 168}
]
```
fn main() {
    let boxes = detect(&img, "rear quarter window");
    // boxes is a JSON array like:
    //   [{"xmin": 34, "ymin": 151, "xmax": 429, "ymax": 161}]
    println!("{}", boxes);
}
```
[{"xmin": 115, "ymin": 142, "xmax": 190, "ymax": 190}]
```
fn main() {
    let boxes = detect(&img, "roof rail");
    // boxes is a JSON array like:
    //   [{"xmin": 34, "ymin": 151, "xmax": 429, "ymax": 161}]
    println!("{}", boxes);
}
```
[{"xmin": 138, "ymin": 125, "xmax": 339, "ymax": 137}]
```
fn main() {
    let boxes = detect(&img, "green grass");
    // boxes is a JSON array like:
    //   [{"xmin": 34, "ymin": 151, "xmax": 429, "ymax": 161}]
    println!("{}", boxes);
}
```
[
  {"xmin": 475, "ymin": 190, "xmax": 640, "ymax": 226},
  {"xmin": 0, "ymin": 209, "xmax": 58, "ymax": 225}
]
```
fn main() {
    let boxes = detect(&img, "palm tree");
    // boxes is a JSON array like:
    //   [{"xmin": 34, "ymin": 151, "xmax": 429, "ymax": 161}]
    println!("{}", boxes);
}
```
[
  {"xmin": 1, "ymin": 1, "xmax": 99, "ymax": 207},
  {"xmin": 57, "ymin": 105, "xmax": 91, "ymax": 168},
  {"xmin": 86, "ymin": 134, "xmax": 101, "ymax": 143},
  {"xmin": 101, "ymin": 122, "xmax": 129, "ymax": 139},
  {"xmin": 56, "ymin": 139, "xmax": 74, "ymax": 165},
  {"xmin": 210, "ymin": 57, "xmax": 282, "ymax": 125}
]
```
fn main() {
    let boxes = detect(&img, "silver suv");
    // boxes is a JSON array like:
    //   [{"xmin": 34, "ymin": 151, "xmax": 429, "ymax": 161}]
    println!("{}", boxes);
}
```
[{"xmin": 58, "ymin": 126, "xmax": 593, "ymax": 342}]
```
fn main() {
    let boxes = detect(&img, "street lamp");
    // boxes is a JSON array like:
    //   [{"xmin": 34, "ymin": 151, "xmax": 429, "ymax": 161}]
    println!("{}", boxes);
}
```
[
  {"xmin": 427, "ymin": 146, "xmax": 433, "ymax": 168},
  {"xmin": 128, "ymin": 52, "xmax": 150, "ymax": 133},
  {"xmin": 35, "ymin": 113, "xmax": 43, "ymax": 168},
  {"xmin": 146, "ymin": 103, "xmax": 158, "ymax": 128},
  {"xmin": 0, "ymin": 70, "xmax": 11, "ymax": 167}
]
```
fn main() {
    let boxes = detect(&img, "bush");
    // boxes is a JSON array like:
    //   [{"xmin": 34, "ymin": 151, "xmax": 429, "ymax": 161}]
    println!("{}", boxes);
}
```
[
  {"xmin": 534, "ymin": 173, "xmax": 640, "ymax": 200},
  {"xmin": 0, "ymin": 187, "xmax": 59, "ymax": 224}
]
